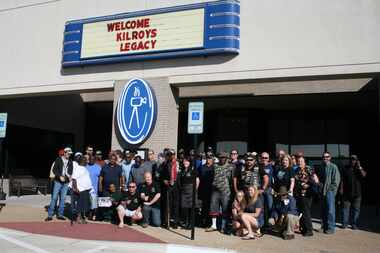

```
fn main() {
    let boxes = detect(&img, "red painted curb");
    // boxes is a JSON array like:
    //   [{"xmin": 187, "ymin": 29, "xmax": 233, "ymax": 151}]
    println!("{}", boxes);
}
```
[{"xmin": 0, "ymin": 222, "xmax": 164, "ymax": 243}]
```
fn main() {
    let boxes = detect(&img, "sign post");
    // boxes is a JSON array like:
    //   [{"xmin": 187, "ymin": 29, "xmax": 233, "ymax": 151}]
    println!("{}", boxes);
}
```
[
  {"xmin": 187, "ymin": 102, "xmax": 204, "ymax": 240},
  {"xmin": 0, "ymin": 113, "xmax": 7, "ymax": 179}
]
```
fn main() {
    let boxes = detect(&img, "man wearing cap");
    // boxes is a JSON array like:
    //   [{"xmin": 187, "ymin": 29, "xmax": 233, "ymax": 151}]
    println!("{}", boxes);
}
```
[
  {"xmin": 341, "ymin": 154, "xmax": 366, "ymax": 230},
  {"xmin": 74, "ymin": 152, "xmax": 83, "ymax": 164},
  {"xmin": 45, "ymin": 147, "xmax": 73, "ymax": 221},
  {"xmin": 234, "ymin": 153, "xmax": 266, "ymax": 193},
  {"xmin": 206, "ymin": 152, "xmax": 233, "ymax": 233},
  {"xmin": 269, "ymin": 186, "xmax": 299, "ymax": 240}
]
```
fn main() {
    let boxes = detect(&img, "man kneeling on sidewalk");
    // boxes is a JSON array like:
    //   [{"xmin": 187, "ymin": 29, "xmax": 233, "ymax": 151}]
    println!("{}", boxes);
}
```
[
  {"xmin": 269, "ymin": 186, "xmax": 299, "ymax": 240},
  {"xmin": 116, "ymin": 181, "xmax": 143, "ymax": 228}
]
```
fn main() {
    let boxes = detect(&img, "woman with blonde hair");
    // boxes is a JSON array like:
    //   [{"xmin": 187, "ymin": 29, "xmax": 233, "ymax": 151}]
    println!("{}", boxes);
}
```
[
  {"xmin": 240, "ymin": 186, "xmax": 264, "ymax": 240},
  {"xmin": 232, "ymin": 190, "xmax": 247, "ymax": 236},
  {"xmin": 273, "ymin": 154, "xmax": 295, "ymax": 195}
]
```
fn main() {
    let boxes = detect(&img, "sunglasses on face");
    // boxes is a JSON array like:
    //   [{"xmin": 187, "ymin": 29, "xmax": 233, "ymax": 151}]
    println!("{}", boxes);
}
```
[
  {"xmin": 261, "ymin": 157, "xmax": 269, "ymax": 160},
  {"xmin": 323, "ymin": 156, "xmax": 330, "ymax": 159},
  {"xmin": 128, "ymin": 185, "xmax": 136, "ymax": 188}
]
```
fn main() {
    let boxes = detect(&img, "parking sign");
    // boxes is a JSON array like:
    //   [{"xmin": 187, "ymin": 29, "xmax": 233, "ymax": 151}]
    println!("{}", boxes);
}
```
[
  {"xmin": 188, "ymin": 102, "xmax": 204, "ymax": 134},
  {"xmin": 0, "ymin": 113, "xmax": 7, "ymax": 138}
]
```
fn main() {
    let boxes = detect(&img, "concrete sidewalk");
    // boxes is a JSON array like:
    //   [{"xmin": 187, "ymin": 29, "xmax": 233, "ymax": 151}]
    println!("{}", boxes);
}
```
[
  {"xmin": 0, "ymin": 227, "xmax": 233, "ymax": 253},
  {"xmin": 1, "ymin": 195, "xmax": 380, "ymax": 253}
]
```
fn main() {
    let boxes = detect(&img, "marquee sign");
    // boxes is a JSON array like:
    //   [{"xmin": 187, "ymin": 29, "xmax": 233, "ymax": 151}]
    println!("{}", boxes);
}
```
[
  {"xmin": 117, "ymin": 78, "xmax": 157, "ymax": 145},
  {"xmin": 62, "ymin": 0, "xmax": 240, "ymax": 67}
]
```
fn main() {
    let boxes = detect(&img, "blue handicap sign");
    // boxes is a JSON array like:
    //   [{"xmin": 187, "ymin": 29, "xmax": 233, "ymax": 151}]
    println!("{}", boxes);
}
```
[
  {"xmin": 192, "ymin": 112, "xmax": 200, "ymax": 120},
  {"xmin": 117, "ymin": 78, "xmax": 157, "ymax": 145},
  {"xmin": 0, "ymin": 121, "xmax": 3, "ymax": 128}
]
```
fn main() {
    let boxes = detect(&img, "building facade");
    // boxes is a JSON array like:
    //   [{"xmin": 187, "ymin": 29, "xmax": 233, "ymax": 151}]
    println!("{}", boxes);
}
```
[{"xmin": 0, "ymin": 0, "xmax": 379, "ymax": 201}]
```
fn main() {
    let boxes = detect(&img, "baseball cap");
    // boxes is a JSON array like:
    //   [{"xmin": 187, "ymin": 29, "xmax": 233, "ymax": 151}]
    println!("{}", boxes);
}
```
[
  {"xmin": 218, "ymin": 152, "xmax": 229, "ymax": 158},
  {"xmin": 74, "ymin": 152, "xmax": 83, "ymax": 157},
  {"xmin": 95, "ymin": 150, "xmax": 102, "ymax": 155},
  {"xmin": 350, "ymin": 155, "xmax": 358, "ymax": 160},
  {"xmin": 64, "ymin": 147, "xmax": 73, "ymax": 154}
]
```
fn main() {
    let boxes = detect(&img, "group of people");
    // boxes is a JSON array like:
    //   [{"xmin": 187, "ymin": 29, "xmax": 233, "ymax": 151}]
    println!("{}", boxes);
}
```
[{"xmin": 45, "ymin": 146, "xmax": 366, "ymax": 241}]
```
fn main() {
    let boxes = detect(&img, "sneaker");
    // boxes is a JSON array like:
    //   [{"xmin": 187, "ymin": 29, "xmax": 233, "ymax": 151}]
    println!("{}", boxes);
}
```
[
  {"xmin": 57, "ymin": 216, "xmax": 66, "ymax": 221},
  {"xmin": 45, "ymin": 217, "xmax": 53, "ymax": 222},
  {"xmin": 316, "ymin": 228, "xmax": 324, "ymax": 233},
  {"xmin": 351, "ymin": 225, "xmax": 358, "ymax": 230},
  {"xmin": 205, "ymin": 227, "xmax": 217, "ymax": 232},
  {"xmin": 283, "ymin": 234, "xmax": 295, "ymax": 240},
  {"xmin": 341, "ymin": 225, "xmax": 348, "ymax": 229},
  {"xmin": 141, "ymin": 223, "xmax": 149, "ymax": 228}
]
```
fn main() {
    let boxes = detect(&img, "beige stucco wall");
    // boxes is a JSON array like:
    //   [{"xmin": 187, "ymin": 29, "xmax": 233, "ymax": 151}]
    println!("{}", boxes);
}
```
[{"xmin": 0, "ymin": 0, "xmax": 379, "ymax": 96}]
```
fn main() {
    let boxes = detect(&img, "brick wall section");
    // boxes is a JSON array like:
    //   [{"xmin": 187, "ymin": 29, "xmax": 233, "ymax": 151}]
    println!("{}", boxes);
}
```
[{"xmin": 111, "ymin": 78, "xmax": 179, "ymax": 155}]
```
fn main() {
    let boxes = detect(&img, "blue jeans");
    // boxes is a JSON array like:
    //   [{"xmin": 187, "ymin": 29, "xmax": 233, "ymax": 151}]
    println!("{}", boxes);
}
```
[
  {"xmin": 321, "ymin": 191, "xmax": 336, "ymax": 232},
  {"xmin": 342, "ymin": 196, "xmax": 361, "ymax": 227},
  {"xmin": 48, "ymin": 181, "xmax": 69, "ymax": 217},
  {"xmin": 142, "ymin": 205, "xmax": 161, "ymax": 227},
  {"xmin": 262, "ymin": 188, "xmax": 273, "ymax": 225}
]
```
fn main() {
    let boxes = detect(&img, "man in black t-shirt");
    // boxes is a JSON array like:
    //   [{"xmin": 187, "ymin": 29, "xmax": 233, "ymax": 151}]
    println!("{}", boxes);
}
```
[
  {"xmin": 140, "ymin": 172, "xmax": 161, "ymax": 227},
  {"xmin": 99, "ymin": 153, "xmax": 123, "ymax": 194},
  {"xmin": 116, "ymin": 181, "xmax": 143, "ymax": 228}
]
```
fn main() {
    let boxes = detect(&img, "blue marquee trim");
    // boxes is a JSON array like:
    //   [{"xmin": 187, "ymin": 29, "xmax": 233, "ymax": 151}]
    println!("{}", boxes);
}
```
[{"xmin": 62, "ymin": 0, "xmax": 240, "ymax": 67}]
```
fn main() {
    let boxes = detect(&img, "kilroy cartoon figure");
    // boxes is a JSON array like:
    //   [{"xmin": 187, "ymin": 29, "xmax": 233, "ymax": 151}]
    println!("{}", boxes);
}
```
[{"xmin": 117, "ymin": 78, "xmax": 157, "ymax": 145}]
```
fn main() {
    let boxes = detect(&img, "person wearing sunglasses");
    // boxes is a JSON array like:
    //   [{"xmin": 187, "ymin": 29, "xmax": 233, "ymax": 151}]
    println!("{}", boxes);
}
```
[
  {"xmin": 116, "ymin": 181, "xmax": 143, "ymax": 228},
  {"xmin": 319, "ymin": 152, "xmax": 341, "ymax": 234},
  {"xmin": 259, "ymin": 152, "xmax": 273, "ymax": 228},
  {"xmin": 340, "ymin": 155, "xmax": 366, "ymax": 230}
]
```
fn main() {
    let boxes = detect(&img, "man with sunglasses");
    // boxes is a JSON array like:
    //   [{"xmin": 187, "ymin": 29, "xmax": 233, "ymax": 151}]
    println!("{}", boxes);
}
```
[
  {"xmin": 259, "ymin": 152, "xmax": 273, "ymax": 228},
  {"xmin": 234, "ymin": 154, "xmax": 265, "ymax": 193},
  {"xmin": 341, "ymin": 155, "xmax": 366, "ymax": 230},
  {"xmin": 319, "ymin": 152, "xmax": 341, "ymax": 234},
  {"xmin": 116, "ymin": 181, "xmax": 143, "ymax": 228}
]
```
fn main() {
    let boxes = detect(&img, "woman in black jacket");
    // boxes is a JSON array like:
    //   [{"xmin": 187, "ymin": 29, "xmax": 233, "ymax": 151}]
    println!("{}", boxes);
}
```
[{"xmin": 178, "ymin": 157, "xmax": 199, "ymax": 229}]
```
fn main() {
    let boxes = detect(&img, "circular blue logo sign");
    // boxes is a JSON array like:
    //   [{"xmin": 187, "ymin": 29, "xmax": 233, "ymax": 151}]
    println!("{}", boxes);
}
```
[{"xmin": 117, "ymin": 78, "xmax": 157, "ymax": 145}]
